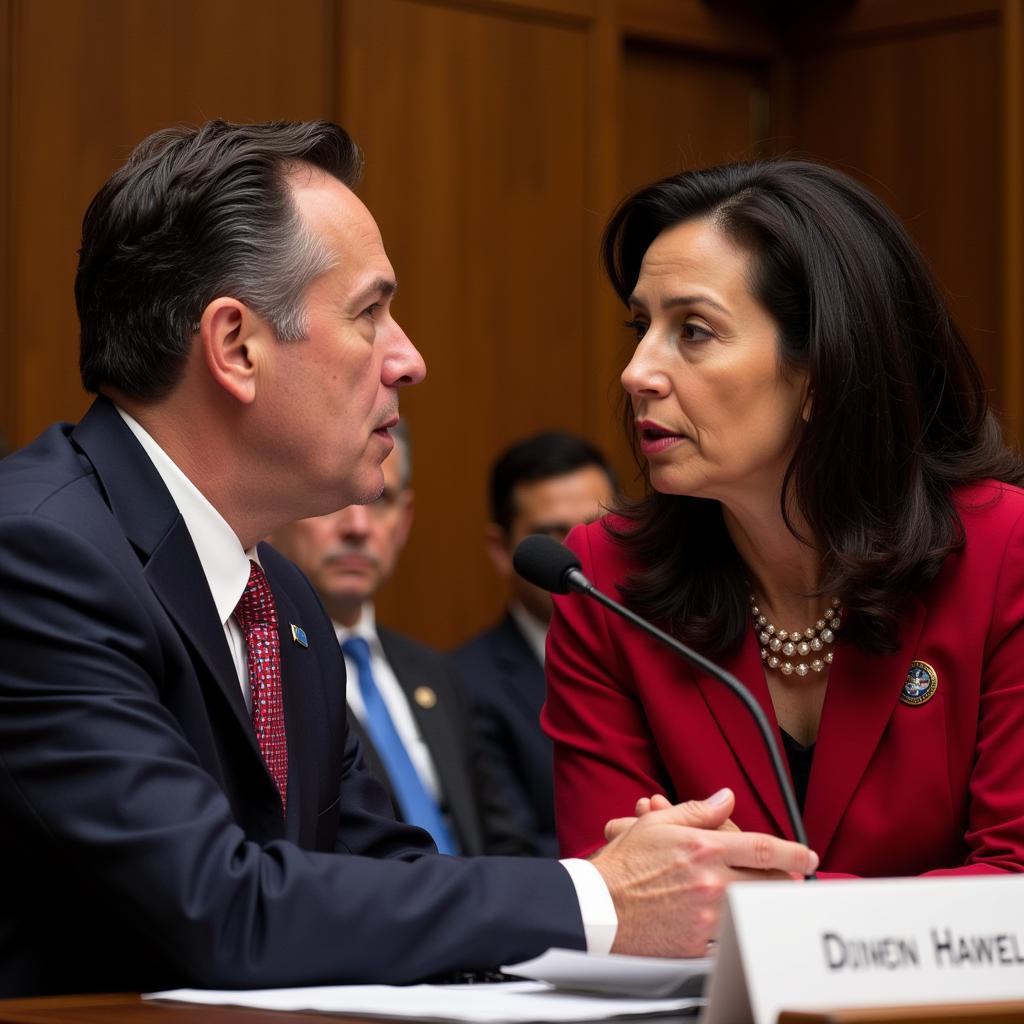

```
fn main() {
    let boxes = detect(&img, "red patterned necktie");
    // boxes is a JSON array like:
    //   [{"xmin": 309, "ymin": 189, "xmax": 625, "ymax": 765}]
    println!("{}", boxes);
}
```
[{"xmin": 233, "ymin": 560, "xmax": 288, "ymax": 815}]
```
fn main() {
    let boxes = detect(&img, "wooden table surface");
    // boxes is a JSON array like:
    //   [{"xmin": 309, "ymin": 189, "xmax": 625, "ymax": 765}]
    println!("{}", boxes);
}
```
[
  {"xmin": 0, "ymin": 994, "xmax": 363, "ymax": 1024},
  {"xmin": 2, "ymin": 993, "xmax": 1023, "ymax": 1024},
  {"xmin": 777, "ymin": 1002, "xmax": 1024, "ymax": 1023}
]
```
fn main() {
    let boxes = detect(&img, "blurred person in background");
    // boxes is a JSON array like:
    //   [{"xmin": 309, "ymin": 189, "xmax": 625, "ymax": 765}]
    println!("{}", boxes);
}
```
[
  {"xmin": 453, "ymin": 432, "xmax": 615, "ymax": 856},
  {"xmin": 270, "ymin": 422, "xmax": 527, "ymax": 855}
]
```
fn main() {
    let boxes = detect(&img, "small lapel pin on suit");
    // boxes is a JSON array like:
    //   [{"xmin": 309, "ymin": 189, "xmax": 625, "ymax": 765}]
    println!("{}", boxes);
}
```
[
  {"xmin": 900, "ymin": 660, "xmax": 937, "ymax": 705},
  {"xmin": 414, "ymin": 686, "xmax": 437, "ymax": 709},
  {"xmin": 290, "ymin": 623, "xmax": 309, "ymax": 648}
]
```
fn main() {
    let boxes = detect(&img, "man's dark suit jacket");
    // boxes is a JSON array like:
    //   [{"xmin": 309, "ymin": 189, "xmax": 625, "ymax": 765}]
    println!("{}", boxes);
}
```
[
  {"xmin": 346, "ymin": 627, "xmax": 530, "ymax": 856},
  {"xmin": 0, "ymin": 399, "xmax": 584, "ymax": 998},
  {"xmin": 452, "ymin": 615, "xmax": 558, "ymax": 857}
]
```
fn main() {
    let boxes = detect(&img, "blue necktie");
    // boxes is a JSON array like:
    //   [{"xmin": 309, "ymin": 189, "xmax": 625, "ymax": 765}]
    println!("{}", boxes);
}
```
[{"xmin": 341, "ymin": 636, "xmax": 457, "ymax": 855}]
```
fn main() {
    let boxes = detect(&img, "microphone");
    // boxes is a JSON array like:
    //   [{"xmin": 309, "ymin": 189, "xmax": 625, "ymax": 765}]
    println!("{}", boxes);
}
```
[{"xmin": 514, "ymin": 533, "xmax": 814, "ymax": 876}]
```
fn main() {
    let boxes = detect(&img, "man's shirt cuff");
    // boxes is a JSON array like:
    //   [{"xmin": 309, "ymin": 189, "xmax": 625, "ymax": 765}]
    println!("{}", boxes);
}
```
[{"xmin": 559, "ymin": 858, "xmax": 617, "ymax": 954}]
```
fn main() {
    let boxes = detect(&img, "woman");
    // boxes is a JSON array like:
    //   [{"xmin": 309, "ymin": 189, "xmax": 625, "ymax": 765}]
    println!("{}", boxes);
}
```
[{"xmin": 543, "ymin": 160, "xmax": 1024, "ymax": 877}]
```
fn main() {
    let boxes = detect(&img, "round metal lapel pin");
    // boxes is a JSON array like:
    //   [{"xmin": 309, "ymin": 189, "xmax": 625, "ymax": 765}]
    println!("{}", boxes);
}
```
[
  {"xmin": 900, "ymin": 660, "xmax": 938, "ymax": 706},
  {"xmin": 414, "ymin": 686, "xmax": 437, "ymax": 710}
]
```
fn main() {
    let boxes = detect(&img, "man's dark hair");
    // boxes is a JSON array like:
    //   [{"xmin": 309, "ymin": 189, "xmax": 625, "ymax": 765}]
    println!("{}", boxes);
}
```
[
  {"xmin": 489, "ymin": 431, "xmax": 615, "ymax": 533},
  {"xmin": 602, "ymin": 159, "xmax": 1024, "ymax": 657},
  {"xmin": 76, "ymin": 119, "xmax": 363, "ymax": 400}
]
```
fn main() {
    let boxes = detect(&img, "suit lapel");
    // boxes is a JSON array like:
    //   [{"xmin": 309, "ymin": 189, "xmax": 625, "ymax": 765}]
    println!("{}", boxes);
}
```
[
  {"xmin": 495, "ymin": 615, "xmax": 546, "ymax": 717},
  {"xmin": 696, "ymin": 628, "xmax": 793, "ymax": 838},
  {"xmin": 379, "ymin": 629, "xmax": 479, "ymax": 850},
  {"xmin": 379, "ymin": 630, "xmax": 455, "ymax": 777},
  {"xmin": 144, "ymin": 519, "xmax": 253, "ymax": 735},
  {"xmin": 71, "ymin": 398, "xmax": 263, "ymax": 767},
  {"xmin": 348, "ymin": 714, "xmax": 395, "ymax": 805},
  {"xmin": 803, "ymin": 597, "xmax": 926, "ymax": 859}
]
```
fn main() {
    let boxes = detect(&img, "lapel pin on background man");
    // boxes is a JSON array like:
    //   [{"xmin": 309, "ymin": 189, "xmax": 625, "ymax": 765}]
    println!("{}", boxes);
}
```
[{"xmin": 0, "ymin": 119, "xmax": 817, "ymax": 997}]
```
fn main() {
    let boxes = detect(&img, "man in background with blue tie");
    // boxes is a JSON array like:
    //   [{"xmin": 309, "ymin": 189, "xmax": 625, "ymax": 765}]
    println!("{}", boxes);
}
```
[{"xmin": 270, "ymin": 423, "xmax": 525, "ymax": 856}]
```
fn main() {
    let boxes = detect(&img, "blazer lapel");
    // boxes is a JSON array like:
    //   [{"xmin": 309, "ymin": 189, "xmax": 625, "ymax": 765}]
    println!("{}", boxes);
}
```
[
  {"xmin": 803, "ymin": 597, "xmax": 927, "ymax": 860},
  {"xmin": 696, "ymin": 628, "xmax": 793, "ymax": 838},
  {"xmin": 71, "ymin": 398, "xmax": 260, "ymax": 759}
]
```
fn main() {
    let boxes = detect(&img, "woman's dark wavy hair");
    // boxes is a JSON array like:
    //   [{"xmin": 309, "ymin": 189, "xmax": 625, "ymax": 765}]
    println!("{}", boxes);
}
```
[{"xmin": 602, "ymin": 160, "xmax": 1024, "ymax": 657}]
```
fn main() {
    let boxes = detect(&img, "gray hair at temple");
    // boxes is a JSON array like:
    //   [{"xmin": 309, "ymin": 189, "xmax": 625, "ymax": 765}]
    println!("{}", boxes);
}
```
[{"xmin": 76, "ymin": 119, "xmax": 363, "ymax": 402}]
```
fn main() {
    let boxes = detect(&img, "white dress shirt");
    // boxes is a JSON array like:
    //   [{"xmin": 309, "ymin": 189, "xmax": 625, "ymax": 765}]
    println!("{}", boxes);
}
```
[
  {"xmin": 335, "ymin": 605, "xmax": 442, "ymax": 801},
  {"xmin": 115, "ymin": 406, "xmax": 617, "ymax": 954}
]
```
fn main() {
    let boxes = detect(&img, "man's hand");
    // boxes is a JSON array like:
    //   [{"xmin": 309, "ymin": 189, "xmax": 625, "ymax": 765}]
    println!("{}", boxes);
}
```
[{"xmin": 590, "ymin": 788, "xmax": 818, "ymax": 958}]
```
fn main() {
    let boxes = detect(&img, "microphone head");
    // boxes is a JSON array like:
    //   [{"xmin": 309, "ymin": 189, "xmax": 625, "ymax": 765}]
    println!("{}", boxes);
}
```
[{"xmin": 513, "ymin": 535, "xmax": 582, "ymax": 595}]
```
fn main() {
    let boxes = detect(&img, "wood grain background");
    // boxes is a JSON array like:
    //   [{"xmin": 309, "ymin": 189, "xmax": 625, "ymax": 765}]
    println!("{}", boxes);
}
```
[{"xmin": 1, "ymin": 0, "xmax": 1021, "ymax": 649}]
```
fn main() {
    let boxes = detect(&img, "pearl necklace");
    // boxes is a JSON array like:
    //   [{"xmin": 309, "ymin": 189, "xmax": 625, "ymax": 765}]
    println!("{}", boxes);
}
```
[{"xmin": 751, "ymin": 594, "xmax": 842, "ymax": 677}]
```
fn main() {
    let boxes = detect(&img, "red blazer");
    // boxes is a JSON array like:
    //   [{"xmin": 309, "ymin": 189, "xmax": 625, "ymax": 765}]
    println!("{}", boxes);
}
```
[{"xmin": 543, "ymin": 480, "xmax": 1024, "ymax": 876}]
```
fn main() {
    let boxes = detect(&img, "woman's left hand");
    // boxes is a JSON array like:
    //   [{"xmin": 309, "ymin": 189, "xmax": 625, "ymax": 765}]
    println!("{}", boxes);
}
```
[{"xmin": 604, "ymin": 793, "xmax": 740, "ymax": 841}]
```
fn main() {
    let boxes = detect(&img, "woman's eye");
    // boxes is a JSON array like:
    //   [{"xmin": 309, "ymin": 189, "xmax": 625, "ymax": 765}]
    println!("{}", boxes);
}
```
[
  {"xmin": 623, "ymin": 318, "xmax": 648, "ymax": 341},
  {"xmin": 681, "ymin": 321, "xmax": 713, "ymax": 343}
]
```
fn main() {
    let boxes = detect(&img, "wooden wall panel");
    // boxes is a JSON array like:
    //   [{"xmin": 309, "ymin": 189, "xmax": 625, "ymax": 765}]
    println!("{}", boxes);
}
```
[
  {"xmin": 621, "ymin": 43, "xmax": 770, "ymax": 196},
  {"xmin": 591, "ymin": 41, "xmax": 771, "ymax": 493},
  {"xmin": 616, "ymin": 0, "xmax": 776, "ymax": 55},
  {"xmin": 1004, "ymin": 0, "xmax": 1024, "ymax": 439},
  {"xmin": 789, "ymin": 17, "xmax": 1004, "ymax": 414},
  {"xmin": 0, "ymin": 0, "xmax": 11, "ymax": 456},
  {"xmin": 0, "ymin": 0, "xmax": 1011, "ymax": 652},
  {"xmin": 4, "ymin": 0, "xmax": 335, "ymax": 448},
  {"xmin": 794, "ymin": 0, "xmax": 999, "ymax": 42},
  {"xmin": 582, "ymin": 0, "xmax": 626, "ymax": 483},
  {"xmin": 337, "ymin": 0, "xmax": 592, "ymax": 646}
]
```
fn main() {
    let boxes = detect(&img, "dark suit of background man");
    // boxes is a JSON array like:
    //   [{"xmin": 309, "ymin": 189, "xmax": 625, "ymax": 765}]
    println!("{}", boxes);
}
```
[
  {"xmin": 453, "ymin": 432, "xmax": 616, "ymax": 856},
  {"xmin": 269, "ymin": 423, "xmax": 525, "ymax": 856},
  {"xmin": 0, "ymin": 119, "xmax": 816, "ymax": 997}
]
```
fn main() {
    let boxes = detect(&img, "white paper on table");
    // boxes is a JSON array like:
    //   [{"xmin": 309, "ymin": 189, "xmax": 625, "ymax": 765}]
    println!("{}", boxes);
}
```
[
  {"xmin": 145, "ymin": 979, "xmax": 702, "ymax": 1022},
  {"xmin": 504, "ymin": 948, "xmax": 712, "ymax": 998}
]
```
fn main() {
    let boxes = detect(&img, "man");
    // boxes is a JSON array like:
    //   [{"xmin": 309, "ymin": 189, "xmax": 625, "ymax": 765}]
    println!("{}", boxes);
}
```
[
  {"xmin": 453, "ymin": 432, "xmax": 616, "ymax": 855},
  {"xmin": 270, "ymin": 424, "xmax": 523, "ymax": 855},
  {"xmin": 0, "ymin": 120, "xmax": 817, "ymax": 997}
]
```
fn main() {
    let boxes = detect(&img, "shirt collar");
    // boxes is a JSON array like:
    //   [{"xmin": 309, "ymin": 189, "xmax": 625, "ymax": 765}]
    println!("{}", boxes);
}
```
[
  {"xmin": 335, "ymin": 603, "xmax": 379, "ymax": 652},
  {"xmin": 116, "ymin": 406, "xmax": 258, "ymax": 626},
  {"xmin": 509, "ymin": 602, "xmax": 548, "ymax": 664}
]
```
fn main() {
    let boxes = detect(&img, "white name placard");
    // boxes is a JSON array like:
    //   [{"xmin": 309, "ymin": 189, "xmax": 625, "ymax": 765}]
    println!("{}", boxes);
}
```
[{"xmin": 702, "ymin": 874, "xmax": 1024, "ymax": 1024}]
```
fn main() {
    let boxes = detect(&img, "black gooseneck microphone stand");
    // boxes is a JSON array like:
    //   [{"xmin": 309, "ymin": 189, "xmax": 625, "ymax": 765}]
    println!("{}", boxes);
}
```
[{"xmin": 514, "ymin": 533, "xmax": 815, "ymax": 879}]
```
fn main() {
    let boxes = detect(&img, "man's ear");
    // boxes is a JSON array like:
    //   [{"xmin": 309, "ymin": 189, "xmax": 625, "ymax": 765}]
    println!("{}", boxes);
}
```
[
  {"xmin": 484, "ymin": 522, "xmax": 513, "ymax": 579},
  {"xmin": 199, "ymin": 297, "xmax": 270, "ymax": 405}
]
